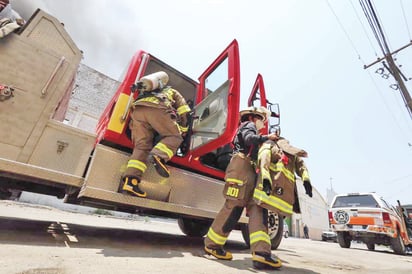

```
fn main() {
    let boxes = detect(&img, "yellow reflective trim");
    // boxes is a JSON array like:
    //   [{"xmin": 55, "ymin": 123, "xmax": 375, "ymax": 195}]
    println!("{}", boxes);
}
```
[
  {"xmin": 258, "ymin": 143, "xmax": 272, "ymax": 153},
  {"xmin": 179, "ymin": 125, "xmax": 188, "ymax": 133},
  {"xmin": 135, "ymin": 97, "xmax": 160, "ymax": 104},
  {"xmin": 177, "ymin": 104, "xmax": 190, "ymax": 115},
  {"xmin": 107, "ymin": 93, "xmax": 129, "ymax": 133},
  {"xmin": 154, "ymin": 142, "xmax": 174, "ymax": 159},
  {"xmin": 127, "ymin": 159, "xmax": 147, "ymax": 172},
  {"xmin": 207, "ymin": 228, "xmax": 227, "ymax": 245},
  {"xmin": 302, "ymin": 170, "xmax": 310, "ymax": 181},
  {"xmin": 258, "ymin": 143, "xmax": 271, "ymax": 158},
  {"xmin": 250, "ymin": 230, "xmax": 271, "ymax": 245},
  {"xmin": 261, "ymin": 169, "xmax": 271, "ymax": 181},
  {"xmin": 226, "ymin": 178, "xmax": 244, "ymax": 186},
  {"xmin": 270, "ymin": 162, "xmax": 295, "ymax": 182},
  {"xmin": 253, "ymin": 189, "xmax": 293, "ymax": 215},
  {"xmin": 163, "ymin": 88, "xmax": 174, "ymax": 101}
]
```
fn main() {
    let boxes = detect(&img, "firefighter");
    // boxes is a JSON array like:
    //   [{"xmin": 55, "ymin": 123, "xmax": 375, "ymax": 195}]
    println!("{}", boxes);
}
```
[
  {"xmin": 0, "ymin": 0, "xmax": 24, "ymax": 23},
  {"xmin": 254, "ymin": 137, "xmax": 313, "ymax": 220},
  {"xmin": 120, "ymin": 71, "xmax": 191, "ymax": 198},
  {"xmin": 0, "ymin": 0, "xmax": 25, "ymax": 39},
  {"xmin": 204, "ymin": 106, "xmax": 282, "ymax": 270}
]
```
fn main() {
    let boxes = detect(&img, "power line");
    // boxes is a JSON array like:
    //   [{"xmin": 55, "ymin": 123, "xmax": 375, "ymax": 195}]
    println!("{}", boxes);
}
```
[
  {"xmin": 365, "ymin": 69, "xmax": 412, "ymax": 144},
  {"xmin": 399, "ymin": 0, "xmax": 412, "ymax": 41},
  {"xmin": 361, "ymin": 0, "xmax": 412, "ymax": 119},
  {"xmin": 349, "ymin": 0, "xmax": 378, "ymax": 57},
  {"xmin": 325, "ymin": 0, "xmax": 364, "ymax": 64},
  {"xmin": 359, "ymin": 0, "xmax": 386, "ymax": 55}
]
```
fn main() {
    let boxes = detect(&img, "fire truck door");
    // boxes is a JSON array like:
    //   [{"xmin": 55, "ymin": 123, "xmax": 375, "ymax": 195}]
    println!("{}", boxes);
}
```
[
  {"xmin": 188, "ymin": 40, "xmax": 241, "ymax": 157},
  {"xmin": 247, "ymin": 74, "xmax": 279, "ymax": 134}
]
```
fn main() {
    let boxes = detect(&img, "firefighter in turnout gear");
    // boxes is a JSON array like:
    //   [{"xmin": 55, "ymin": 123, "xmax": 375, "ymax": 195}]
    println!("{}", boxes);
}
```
[
  {"xmin": 254, "ymin": 137, "xmax": 312, "ymax": 218},
  {"xmin": 120, "ymin": 71, "xmax": 191, "ymax": 198},
  {"xmin": 204, "ymin": 106, "xmax": 282, "ymax": 270}
]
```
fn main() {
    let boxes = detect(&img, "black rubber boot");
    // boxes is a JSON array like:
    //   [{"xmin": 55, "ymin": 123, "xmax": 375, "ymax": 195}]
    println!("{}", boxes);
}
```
[
  {"xmin": 148, "ymin": 154, "xmax": 170, "ymax": 178},
  {"xmin": 121, "ymin": 176, "xmax": 147, "ymax": 198},
  {"xmin": 204, "ymin": 246, "xmax": 233, "ymax": 260},
  {"xmin": 252, "ymin": 252, "xmax": 282, "ymax": 269}
]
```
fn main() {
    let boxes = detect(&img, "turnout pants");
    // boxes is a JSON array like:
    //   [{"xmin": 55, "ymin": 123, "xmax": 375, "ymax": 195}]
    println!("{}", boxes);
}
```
[
  {"xmin": 204, "ymin": 154, "xmax": 271, "ymax": 255},
  {"xmin": 123, "ymin": 106, "xmax": 183, "ymax": 179}
]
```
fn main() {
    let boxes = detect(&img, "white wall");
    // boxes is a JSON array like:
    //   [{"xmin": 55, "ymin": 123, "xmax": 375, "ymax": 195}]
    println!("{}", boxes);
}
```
[{"xmin": 292, "ymin": 179, "xmax": 330, "ymax": 240}]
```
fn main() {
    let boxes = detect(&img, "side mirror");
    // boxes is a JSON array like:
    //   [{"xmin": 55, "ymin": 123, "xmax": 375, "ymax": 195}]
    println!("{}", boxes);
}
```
[
  {"xmin": 268, "ymin": 103, "xmax": 280, "ymax": 126},
  {"xmin": 270, "ymin": 125, "xmax": 281, "ymax": 136}
]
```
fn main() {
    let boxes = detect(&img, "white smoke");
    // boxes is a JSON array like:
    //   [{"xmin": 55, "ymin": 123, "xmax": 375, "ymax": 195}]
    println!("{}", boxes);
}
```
[
  {"xmin": 9, "ymin": 0, "xmax": 239, "ymax": 82},
  {"xmin": 11, "ymin": 0, "xmax": 148, "ymax": 80}
]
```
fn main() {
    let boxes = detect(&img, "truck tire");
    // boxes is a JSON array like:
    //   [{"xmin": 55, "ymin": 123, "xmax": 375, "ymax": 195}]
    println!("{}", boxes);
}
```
[
  {"xmin": 366, "ymin": 242, "xmax": 375, "ymax": 251},
  {"xmin": 0, "ymin": 187, "xmax": 12, "ymax": 200},
  {"xmin": 391, "ymin": 229, "xmax": 406, "ymax": 255},
  {"xmin": 177, "ymin": 217, "xmax": 211, "ymax": 237},
  {"xmin": 240, "ymin": 211, "xmax": 284, "ymax": 250},
  {"xmin": 337, "ymin": 232, "xmax": 351, "ymax": 248}
]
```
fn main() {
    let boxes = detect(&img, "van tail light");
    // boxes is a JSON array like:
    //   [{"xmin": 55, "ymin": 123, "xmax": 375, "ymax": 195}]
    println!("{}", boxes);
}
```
[
  {"xmin": 382, "ymin": 212, "xmax": 392, "ymax": 225},
  {"xmin": 328, "ymin": 211, "xmax": 333, "ymax": 224}
]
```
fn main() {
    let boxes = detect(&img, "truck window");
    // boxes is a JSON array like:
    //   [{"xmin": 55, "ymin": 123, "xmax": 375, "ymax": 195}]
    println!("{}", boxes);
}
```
[
  {"xmin": 204, "ymin": 57, "xmax": 228, "ymax": 97},
  {"xmin": 332, "ymin": 195, "xmax": 379, "ymax": 208}
]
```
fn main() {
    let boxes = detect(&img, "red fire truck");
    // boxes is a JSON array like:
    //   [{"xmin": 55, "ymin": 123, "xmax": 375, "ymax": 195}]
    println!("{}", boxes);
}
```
[{"xmin": 0, "ymin": 9, "xmax": 284, "ymax": 248}]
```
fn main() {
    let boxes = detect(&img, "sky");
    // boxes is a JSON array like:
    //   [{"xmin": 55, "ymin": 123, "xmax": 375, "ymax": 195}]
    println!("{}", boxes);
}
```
[{"xmin": 11, "ymin": 0, "xmax": 412, "ymax": 206}]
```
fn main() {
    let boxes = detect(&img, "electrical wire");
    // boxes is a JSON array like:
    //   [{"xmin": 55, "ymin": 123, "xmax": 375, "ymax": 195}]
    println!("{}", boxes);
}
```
[
  {"xmin": 371, "ymin": 0, "xmax": 393, "ymax": 51},
  {"xmin": 325, "ymin": 0, "xmax": 364, "ymax": 64},
  {"xmin": 360, "ymin": 0, "xmax": 412, "ymax": 121},
  {"xmin": 349, "ymin": 0, "xmax": 378, "ymax": 57},
  {"xmin": 359, "ymin": 0, "xmax": 386, "ymax": 55},
  {"xmin": 366, "ymin": 69, "xmax": 412, "ymax": 140},
  {"xmin": 400, "ymin": 0, "xmax": 412, "ymax": 41}
]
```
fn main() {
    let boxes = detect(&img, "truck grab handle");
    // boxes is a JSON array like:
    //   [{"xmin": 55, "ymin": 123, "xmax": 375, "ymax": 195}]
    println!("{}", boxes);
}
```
[
  {"xmin": 41, "ymin": 56, "xmax": 66, "ymax": 96},
  {"xmin": 121, "ymin": 53, "xmax": 149, "ymax": 121}
]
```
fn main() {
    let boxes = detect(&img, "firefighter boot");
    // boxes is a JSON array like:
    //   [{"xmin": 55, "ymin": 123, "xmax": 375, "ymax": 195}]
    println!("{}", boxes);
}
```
[
  {"xmin": 121, "ymin": 176, "xmax": 147, "ymax": 198},
  {"xmin": 148, "ymin": 154, "xmax": 170, "ymax": 178},
  {"xmin": 252, "ymin": 252, "xmax": 282, "ymax": 269},
  {"xmin": 204, "ymin": 246, "xmax": 233, "ymax": 260}
]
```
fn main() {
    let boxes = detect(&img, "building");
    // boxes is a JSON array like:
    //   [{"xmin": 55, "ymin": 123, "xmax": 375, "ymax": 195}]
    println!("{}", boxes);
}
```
[
  {"xmin": 291, "ymin": 179, "xmax": 330, "ymax": 240},
  {"xmin": 64, "ymin": 63, "xmax": 120, "ymax": 131}
]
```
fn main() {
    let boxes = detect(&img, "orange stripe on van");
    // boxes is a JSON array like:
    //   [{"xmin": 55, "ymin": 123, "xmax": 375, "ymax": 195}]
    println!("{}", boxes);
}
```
[{"xmin": 349, "ymin": 217, "xmax": 375, "ymax": 225}]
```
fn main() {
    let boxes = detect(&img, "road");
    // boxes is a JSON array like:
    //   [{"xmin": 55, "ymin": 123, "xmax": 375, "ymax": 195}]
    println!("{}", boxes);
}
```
[{"xmin": 0, "ymin": 201, "xmax": 411, "ymax": 274}]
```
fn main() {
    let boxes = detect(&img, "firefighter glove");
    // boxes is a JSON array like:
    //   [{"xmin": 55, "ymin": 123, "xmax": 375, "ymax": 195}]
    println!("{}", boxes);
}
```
[
  {"xmin": 263, "ymin": 179, "xmax": 272, "ymax": 196},
  {"xmin": 303, "ymin": 180, "xmax": 313, "ymax": 198}
]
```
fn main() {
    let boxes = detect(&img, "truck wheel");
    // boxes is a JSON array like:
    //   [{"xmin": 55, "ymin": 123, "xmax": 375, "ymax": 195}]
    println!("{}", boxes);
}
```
[
  {"xmin": 177, "ymin": 217, "xmax": 211, "ymax": 237},
  {"xmin": 391, "ymin": 229, "xmax": 406, "ymax": 255},
  {"xmin": 0, "ymin": 187, "xmax": 12, "ymax": 200},
  {"xmin": 366, "ymin": 242, "xmax": 375, "ymax": 251},
  {"xmin": 337, "ymin": 232, "xmax": 351, "ymax": 248},
  {"xmin": 240, "ymin": 211, "xmax": 284, "ymax": 250}
]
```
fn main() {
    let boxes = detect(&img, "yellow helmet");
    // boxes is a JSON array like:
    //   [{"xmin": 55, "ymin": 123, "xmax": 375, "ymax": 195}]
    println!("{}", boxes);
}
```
[{"xmin": 239, "ymin": 106, "xmax": 270, "ymax": 122}]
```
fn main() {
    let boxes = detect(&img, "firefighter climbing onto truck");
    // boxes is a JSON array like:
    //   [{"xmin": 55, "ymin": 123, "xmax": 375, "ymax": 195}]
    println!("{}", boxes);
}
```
[
  {"xmin": 120, "ymin": 71, "xmax": 191, "ymax": 198},
  {"xmin": 204, "ymin": 106, "xmax": 282, "ymax": 270},
  {"xmin": 0, "ymin": 0, "xmax": 25, "ymax": 39}
]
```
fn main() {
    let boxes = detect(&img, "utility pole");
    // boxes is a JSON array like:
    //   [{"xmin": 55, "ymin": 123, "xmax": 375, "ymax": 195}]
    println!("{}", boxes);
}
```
[{"xmin": 361, "ymin": 0, "xmax": 412, "ymax": 119}]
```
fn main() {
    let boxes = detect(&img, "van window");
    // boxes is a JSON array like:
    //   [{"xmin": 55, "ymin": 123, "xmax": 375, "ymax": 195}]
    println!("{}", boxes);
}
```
[{"xmin": 332, "ymin": 195, "xmax": 379, "ymax": 208}]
